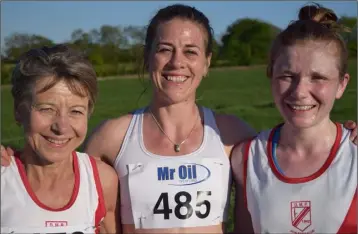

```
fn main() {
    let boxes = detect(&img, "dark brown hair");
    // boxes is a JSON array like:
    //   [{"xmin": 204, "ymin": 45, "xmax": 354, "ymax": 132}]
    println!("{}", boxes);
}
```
[
  {"xmin": 267, "ymin": 3, "xmax": 351, "ymax": 78},
  {"xmin": 11, "ymin": 44, "xmax": 97, "ymax": 113},
  {"xmin": 143, "ymin": 4, "xmax": 214, "ymax": 70}
]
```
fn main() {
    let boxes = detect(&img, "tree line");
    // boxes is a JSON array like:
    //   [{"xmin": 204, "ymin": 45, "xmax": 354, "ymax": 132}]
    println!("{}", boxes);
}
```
[{"xmin": 1, "ymin": 16, "xmax": 356, "ymax": 84}]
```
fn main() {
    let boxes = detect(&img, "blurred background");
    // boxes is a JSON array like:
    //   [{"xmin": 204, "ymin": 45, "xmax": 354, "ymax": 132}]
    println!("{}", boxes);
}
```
[
  {"xmin": 1, "ymin": 1, "xmax": 356, "ymax": 81},
  {"xmin": 1, "ymin": 1, "xmax": 357, "ymax": 231}
]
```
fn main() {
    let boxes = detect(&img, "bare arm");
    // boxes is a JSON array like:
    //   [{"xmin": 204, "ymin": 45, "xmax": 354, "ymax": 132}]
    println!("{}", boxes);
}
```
[
  {"xmin": 215, "ymin": 113, "xmax": 257, "ymax": 157},
  {"xmin": 231, "ymin": 140, "xmax": 255, "ymax": 233},
  {"xmin": 96, "ymin": 160, "xmax": 121, "ymax": 234},
  {"xmin": 83, "ymin": 114, "xmax": 133, "ymax": 166}
]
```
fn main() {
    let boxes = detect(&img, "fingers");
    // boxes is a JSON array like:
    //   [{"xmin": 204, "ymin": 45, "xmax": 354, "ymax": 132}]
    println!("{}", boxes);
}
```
[
  {"xmin": 349, "ymin": 127, "xmax": 358, "ymax": 145},
  {"xmin": 6, "ymin": 146, "xmax": 14, "ymax": 156},
  {"xmin": 1, "ymin": 145, "xmax": 11, "ymax": 166},
  {"xmin": 344, "ymin": 120, "xmax": 357, "ymax": 130}
]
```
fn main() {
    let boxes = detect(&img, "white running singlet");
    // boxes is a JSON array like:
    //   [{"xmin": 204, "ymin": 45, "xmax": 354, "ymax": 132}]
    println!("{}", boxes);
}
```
[
  {"xmin": 1, "ymin": 152, "xmax": 106, "ymax": 234},
  {"xmin": 243, "ymin": 123, "xmax": 357, "ymax": 234},
  {"xmin": 114, "ymin": 107, "xmax": 231, "ymax": 229}
]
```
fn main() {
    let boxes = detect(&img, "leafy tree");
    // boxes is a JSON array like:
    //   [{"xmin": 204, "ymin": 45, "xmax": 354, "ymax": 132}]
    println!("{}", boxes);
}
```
[
  {"xmin": 4, "ymin": 33, "xmax": 54, "ymax": 62},
  {"xmin": 338, "ymin": 16, "xmax": 357, "ymax": 58},
  {"xmin": 221, "ymin": 18, "xmax": 280, "ymax": 65}
]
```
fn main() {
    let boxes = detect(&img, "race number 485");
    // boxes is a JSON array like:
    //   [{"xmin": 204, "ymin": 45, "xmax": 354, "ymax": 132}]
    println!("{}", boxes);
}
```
[{"xmin": 153, "ymin": 191, "xmax": 211, "ymax": 220}]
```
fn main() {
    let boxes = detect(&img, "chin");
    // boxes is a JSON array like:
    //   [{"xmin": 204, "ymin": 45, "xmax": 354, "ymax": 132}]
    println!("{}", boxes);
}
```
[
  {"xmin": 35, "ymin": 147, "xmax": 75, "ymax": 164},
  {"xmin": 284, "ymin": 117, "xmax": 319, "ymax": 129}
]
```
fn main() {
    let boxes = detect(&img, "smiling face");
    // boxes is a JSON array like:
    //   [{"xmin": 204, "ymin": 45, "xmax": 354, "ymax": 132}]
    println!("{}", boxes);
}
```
[
  {"xmin": 271, "ymin": 40, "xmax": 349, "ymax": 128},
  {"xmin": 147, "ymin": 18, "xmax": 212, "ymax": 105},
  {"xmin": 18, "ymin": 78, "xmax": 89, "ymax": 163}
]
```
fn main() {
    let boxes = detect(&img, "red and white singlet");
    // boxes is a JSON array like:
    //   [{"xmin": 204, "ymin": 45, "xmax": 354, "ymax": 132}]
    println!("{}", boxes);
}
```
[{"xmin": 1, "ymin": 152, "xmax": 106, "ymax": 234}]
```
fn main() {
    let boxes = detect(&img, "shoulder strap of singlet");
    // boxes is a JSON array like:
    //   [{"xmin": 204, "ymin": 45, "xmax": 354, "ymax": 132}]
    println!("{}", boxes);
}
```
[
  {"xmin": 114, "ymin": 107, "xmax": 146, "ymax": 165},
  {"xmin": 202, "ymin": 106, "xmax": 220, "ymax": 133},
  {"xmin": 88, "ymin": 157, "xmax": 106, "ymax": 232}
]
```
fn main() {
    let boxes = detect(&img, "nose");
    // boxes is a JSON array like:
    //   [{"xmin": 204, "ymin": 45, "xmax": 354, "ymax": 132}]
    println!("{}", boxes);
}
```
[
  {"xmin": 290, "ymin": 77, "xmax": 310, "ymax": 99},
  {"xmin": 51, "ymin": 114, "xmax": 70, "ymax": 135},
  {"xmin": 168, "ymin": 50, "xmax": 185, "ymax": 69}
]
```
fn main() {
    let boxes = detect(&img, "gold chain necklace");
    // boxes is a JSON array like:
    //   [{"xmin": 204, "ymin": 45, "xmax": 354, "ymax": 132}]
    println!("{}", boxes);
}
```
[{"xmin": 148, "ymin": 107, "xmax": 200, "ymax": 152}]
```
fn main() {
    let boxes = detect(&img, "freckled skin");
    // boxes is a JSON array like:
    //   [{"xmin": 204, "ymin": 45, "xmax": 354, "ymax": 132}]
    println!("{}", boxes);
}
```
[{"xmin": 271, "ymin": 40, "xmax": 349, "ymax": 129}]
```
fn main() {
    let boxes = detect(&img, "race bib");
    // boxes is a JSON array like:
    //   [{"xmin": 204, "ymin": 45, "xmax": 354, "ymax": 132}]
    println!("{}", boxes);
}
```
[
  {"xmin": 0, "ymin": 224, "xmax": 96, "ymax": 234},
  {"xmin": 128, "ymin": 158, "xmax": 223, "ymax": 229}
]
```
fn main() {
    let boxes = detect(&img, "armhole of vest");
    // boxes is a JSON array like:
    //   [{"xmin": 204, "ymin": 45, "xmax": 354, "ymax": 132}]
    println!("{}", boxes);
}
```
[
  {"xmin": 243, "ymin": 138, "xmax": 254, "ymax": 209},
  {"xmin": 89, "ymin": 157, "xmax": 106, "ymax": 230},
  {"xmin": 337, "ymin": 190, "xmax": 357, "ymax": 234},
  {"xmin": 113, "ymin": 109, "xmax": 140, "ymax": 167}
]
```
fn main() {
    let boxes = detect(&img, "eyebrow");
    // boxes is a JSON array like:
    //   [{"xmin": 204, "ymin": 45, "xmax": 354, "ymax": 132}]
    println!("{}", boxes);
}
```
[
  {"xmin": 311, "ymin": 71, "xmax": 328, "ymax": 78},
  {"xmin": 33, "ymin": 103, "xmax": 87, "ymax": 109},
  {"xmin": 157, "ymin": 42, "xmax": 201, "ymax": 49},
  {"xmin": 279, "ymin": 70, "xmax": 298, "ymax": 76}
]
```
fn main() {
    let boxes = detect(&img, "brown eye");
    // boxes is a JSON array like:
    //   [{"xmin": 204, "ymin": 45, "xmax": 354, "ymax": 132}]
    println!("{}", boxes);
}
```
[
  {"xmin": 312, "ymin": 75, "xmax": 327, "ymax": 81},
  {"xmin": 157, "ymin": 48, "xmax": 171, "ymax": 53},
  {"xmin": 71, "ymin": 110, "xmax": 84, "ymax": 115},
  {"xmin": 40, "ymin": 108, "xmax": 55, "ymax": 113},
  {"xmin": 276, "ymin": 75, "xmax": 293, "ymax": 81},
  {"xmin": 185, "ymin": 50, "xmax": 197, "ymax": 55}
]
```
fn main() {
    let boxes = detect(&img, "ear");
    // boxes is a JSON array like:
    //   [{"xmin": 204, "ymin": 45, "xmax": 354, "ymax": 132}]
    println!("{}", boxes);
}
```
[
  {"xmin": 335, "ymin": 73, "xmax": 350, "ymax": 99},
  {"xmin": 203, "ymin": 53, "xmax": 212, "ymax": 77}
]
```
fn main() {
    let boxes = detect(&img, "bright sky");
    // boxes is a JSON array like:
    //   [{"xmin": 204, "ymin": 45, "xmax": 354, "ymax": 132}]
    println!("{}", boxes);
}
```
[{"xmin": 1, "ymin": 1, "xmax": 357, "ymax": 46}]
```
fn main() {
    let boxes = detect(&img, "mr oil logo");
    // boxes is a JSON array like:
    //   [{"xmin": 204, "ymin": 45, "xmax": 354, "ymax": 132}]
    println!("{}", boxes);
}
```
[{"xmin": 157, "ymin": 163, "xmax": 210, "ymax": 186}]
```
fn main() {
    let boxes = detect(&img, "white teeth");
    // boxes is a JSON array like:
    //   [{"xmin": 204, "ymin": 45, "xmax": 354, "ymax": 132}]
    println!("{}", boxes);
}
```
[
  {"xmin": 290, "ymin": 105, "xmax": 315, "ymax": 110},
  {"xmin": 165, "ymin": 76, "xmax": 187, "ymax": 82},
  {"xmin": 46, "ymin": 138, "xmax": 69, "ymax": 145}
]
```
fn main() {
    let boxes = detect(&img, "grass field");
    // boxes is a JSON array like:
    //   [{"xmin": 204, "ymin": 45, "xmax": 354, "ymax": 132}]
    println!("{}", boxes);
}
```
[{"xmin": 1, "ymin": 61, "xmax": 356, "ymax": 231}]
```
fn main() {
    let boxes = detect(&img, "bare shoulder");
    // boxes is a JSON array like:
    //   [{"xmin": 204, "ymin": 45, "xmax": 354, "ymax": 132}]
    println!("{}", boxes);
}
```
[
  {"xmin": 94, "ymin": 159, "xmax": 119, "ymax": 191},
  {"xmin": 93, "ymin": 159, "xmax": 119, "ymax": 222},
  {"xmin": 214, "ymin": 112, "xmax": 256, "ymax": 156},
  {"xmin": 84, "ymin": 113, "xmax": 134, "ymax": 165},
  {"xmin": 231, "ymin": 139, "xmax": 253, "ymax": 185}
]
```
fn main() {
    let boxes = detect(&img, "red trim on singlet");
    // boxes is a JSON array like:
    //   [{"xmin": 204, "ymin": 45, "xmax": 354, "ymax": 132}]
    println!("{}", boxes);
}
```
[
  {"xmin": 337, "ymin": 190, "xmax": 357, "ymax": 233},
  {"xmin": 89, "ymin": 157, "xmax": 106, "ymax": 234},
  {"xmin": 15, "ymin": 151, "xmax": 80, "ymax": 211},
  {"xmin": 243, "ymin": 139, "xmax": 254, "ymax": 208},
  {"xmin": 266, "ymin": 122, "xmax": 342, "ymax": 184}
]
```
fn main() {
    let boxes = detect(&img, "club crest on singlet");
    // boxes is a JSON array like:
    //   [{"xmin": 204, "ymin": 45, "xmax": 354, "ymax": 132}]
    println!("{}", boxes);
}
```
[
  {"xmin": 128, "ymin": 158, "xmax": 223, "ymax": 229},
  {"xmin": 290, "ymin": 201, "xmax": 313, "ymax": 233}
]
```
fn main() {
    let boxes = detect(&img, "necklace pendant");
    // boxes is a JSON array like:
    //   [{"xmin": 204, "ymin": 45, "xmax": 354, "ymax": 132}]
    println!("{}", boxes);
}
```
[{"xmin": 174, "ymin": 144, "xmax": 180, "ymax": 152}]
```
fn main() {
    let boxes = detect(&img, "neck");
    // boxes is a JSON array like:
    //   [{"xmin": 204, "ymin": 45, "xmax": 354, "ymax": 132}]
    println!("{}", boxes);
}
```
[
  {"xmin": 280, "ymin": 118, "xmax": 337, "ymax": 152},
  {"xmin": 148, "ymin": 100, "xmax": 201, "ymax": 131},
  {"xmin": 21, "ymin": 146, "xmax": 74, "ymax": 183}
]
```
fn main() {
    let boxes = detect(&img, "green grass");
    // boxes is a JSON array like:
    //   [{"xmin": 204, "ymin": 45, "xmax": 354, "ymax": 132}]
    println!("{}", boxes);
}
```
[{"xmin": 1, "ymin": 61, "xmax": 356, "ymax": 231}]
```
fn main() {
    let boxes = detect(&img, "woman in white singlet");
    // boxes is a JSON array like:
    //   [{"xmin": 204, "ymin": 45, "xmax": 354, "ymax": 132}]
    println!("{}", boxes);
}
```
[
  {"xmin": 83, "ymin": 4, "xmax": 257, "ymax": 233},
  {"xmin": 1, "ymin": 45, "xmax": 118, "ymax": 234},
  {"xmin": 231, "ymin": 3, "xmax": 357, "ymax": 233}
]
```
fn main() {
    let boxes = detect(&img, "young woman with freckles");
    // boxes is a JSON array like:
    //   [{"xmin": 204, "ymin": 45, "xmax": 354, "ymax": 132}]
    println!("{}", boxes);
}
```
[
  {"xmin": 231, "ymin": 4, "xmax": 357, "ymax": 233},
  {"xmin": 1, "ymin": 4, "xmax": 357, "ymax": 234}
]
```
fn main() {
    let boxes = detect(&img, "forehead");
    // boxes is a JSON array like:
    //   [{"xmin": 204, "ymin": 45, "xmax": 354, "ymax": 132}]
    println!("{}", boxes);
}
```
[
  {"xmin": 273, "ymin": 41, "xmax": 340, "ymax": 77},
  {"xmin": 155, "ymin": 18, "xmax": 207, "ymax": 46},
  {"xmin": 34, "ymin": 78, "xmax": 88, "ymax": 103}
]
